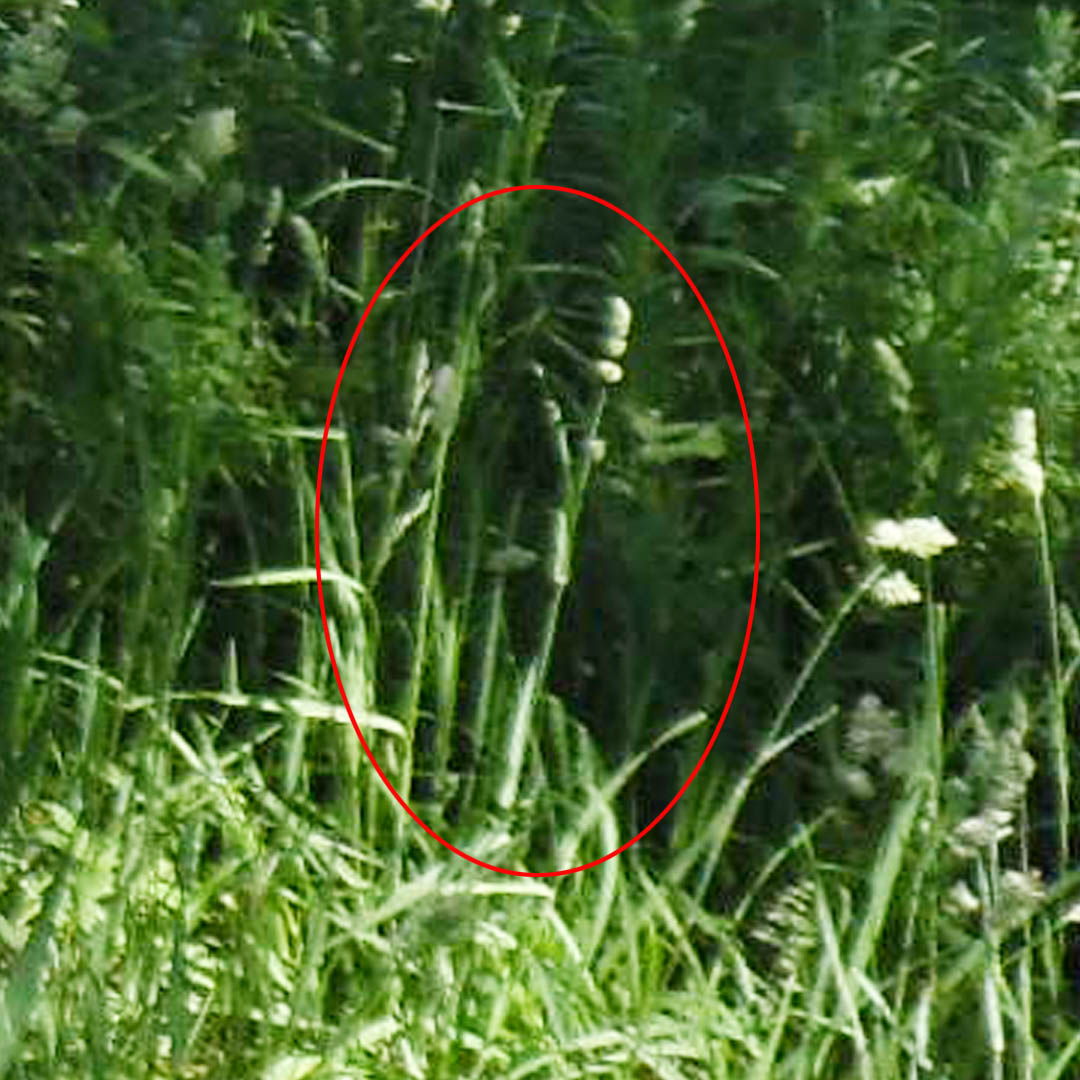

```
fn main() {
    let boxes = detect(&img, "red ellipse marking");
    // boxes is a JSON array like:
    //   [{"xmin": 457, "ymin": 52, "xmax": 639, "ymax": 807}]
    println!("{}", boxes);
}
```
[{"xmin": 316, "ymin": 184, "xmax": 760, "ymax": 877}]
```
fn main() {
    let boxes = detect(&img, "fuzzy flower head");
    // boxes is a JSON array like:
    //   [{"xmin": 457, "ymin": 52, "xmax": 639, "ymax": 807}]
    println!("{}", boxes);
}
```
[
  {"xmin": 866, "ymin": 516, "xmax": 958, "ymax": 560},
  {"xmin": 1006, "ymin": 407, "xmax": 1044, "ymax": 499}
]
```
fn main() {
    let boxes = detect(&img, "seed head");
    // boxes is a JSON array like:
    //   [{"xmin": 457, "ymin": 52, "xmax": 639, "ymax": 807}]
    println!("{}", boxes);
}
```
[
  {"xmin": 1005, "ymin": 407, "xmax": 1044, "ymax": 499},
  {"xmin": 598, "ymin": 295, "xmax": 633, "ymax": 359}
]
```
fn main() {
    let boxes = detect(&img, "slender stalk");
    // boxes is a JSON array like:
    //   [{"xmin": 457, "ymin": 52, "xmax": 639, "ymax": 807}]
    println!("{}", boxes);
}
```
[
  {"xmin": 1035, "ymin": 491, "xmax": 1069, "ymax": 872},
  {"xmin": 496, "ymin": 384, "xmax": 608, "ymax": 813}
]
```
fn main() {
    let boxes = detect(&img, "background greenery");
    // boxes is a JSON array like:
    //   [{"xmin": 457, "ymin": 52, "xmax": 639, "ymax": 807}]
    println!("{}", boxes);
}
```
[{"xmin": 2, "ymin": 0, "xmax": 1080, "ymax": 1076}]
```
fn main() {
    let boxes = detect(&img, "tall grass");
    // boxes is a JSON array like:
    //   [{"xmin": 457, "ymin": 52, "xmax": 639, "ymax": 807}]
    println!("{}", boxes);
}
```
[{"xmin": 2, "ymin": 1, "xmax": 1079, "ymax": 1077}]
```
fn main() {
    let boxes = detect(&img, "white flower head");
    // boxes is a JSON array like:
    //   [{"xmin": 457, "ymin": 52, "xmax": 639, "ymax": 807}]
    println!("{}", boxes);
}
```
[
  {"xmin": 870, "ymin": 569, "xmax": 922, "ymax": 607},
  {"xmin": 866, "ymin": 516, "xmax": 958, "ymax": 560},
  {"xmin": 1006, "ymin": 407, "xmax": 1044, "ymax": 499}
]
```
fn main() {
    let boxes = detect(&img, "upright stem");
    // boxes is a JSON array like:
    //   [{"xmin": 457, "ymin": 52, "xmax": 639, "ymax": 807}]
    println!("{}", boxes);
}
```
[{"xmin": 1035, "ymin": 492, "xmax": 1069, "ymax": 871}]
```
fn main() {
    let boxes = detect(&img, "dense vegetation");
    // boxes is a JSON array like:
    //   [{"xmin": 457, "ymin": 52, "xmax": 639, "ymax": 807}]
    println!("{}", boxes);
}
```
[{"xmin": 2, "ymin": 0, "xmax": 1079, "ymax": 1076}]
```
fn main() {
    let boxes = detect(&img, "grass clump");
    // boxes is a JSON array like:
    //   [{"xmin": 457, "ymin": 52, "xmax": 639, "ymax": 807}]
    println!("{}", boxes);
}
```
[{"xmin": 2, "ymin": 1, "xmax": 1080, "ymax": 1077}]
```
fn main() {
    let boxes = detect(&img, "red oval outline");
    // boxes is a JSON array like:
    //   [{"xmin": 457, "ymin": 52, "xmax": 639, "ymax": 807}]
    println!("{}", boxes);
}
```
[{"xmin": 315, "ymin": 184, "xmax": 760, "ymax": 877}]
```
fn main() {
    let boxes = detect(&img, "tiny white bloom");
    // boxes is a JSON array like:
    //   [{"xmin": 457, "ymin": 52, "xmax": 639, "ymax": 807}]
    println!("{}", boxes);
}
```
[
  {"xmin": 870, "ymin": 569, "xmax": 922, "ymax": 607},
  {"xmin": 502, "ymin": 12, "xmax": 523, "ymax": 36},
  {"xmin": 865, "ymin": 516, "xmax": 958, "ymax": 560}
]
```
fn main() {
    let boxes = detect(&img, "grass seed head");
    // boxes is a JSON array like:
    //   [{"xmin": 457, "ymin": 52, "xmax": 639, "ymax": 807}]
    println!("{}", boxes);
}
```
[
  {"xmin": 1006, "ymin": 406, "xmax": 1044, "ymax": 499},
  {"xmin": 593, "ymin": 359, "xmax": 625, "ymax": 385},
  {"xmin": 598, "ymin": 295, "xmax": 632, "ymax": 359}
]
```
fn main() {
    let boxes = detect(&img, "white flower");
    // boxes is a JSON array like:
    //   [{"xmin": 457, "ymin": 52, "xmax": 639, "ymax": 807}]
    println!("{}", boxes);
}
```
[
  {"xmin": 416, "ymin": 0, "xmax": 452, "ymax": 12},
  {"xmin": 870, "ymin": 569, "xmax": 921, "ymax": 607},
  {"xmin": 1006, "ymin": 407, "xmax": 1044, "ymax": 499},
  {"xmin": 501, "ymin": 12, "xmax": 523, "ymax": 36},
  {"xmin": 865, "ymin": 516, "xmax": 958, "ymax": 560}
]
